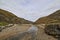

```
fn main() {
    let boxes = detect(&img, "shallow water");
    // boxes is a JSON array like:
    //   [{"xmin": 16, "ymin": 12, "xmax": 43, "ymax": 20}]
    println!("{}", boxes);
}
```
[
  {"xmin": 5, "ymin": 25, "xmax": 38, "ymax": 40},
  {"xmin": 27, "ymin": 25, "xmax": 38, "ymax": 33}
]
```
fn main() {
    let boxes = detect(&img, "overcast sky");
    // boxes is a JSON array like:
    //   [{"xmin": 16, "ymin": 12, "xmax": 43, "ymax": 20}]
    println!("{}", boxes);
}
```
[{"xmin": 0, "ymin": 0, "xmax": 60, "ymax": 22}]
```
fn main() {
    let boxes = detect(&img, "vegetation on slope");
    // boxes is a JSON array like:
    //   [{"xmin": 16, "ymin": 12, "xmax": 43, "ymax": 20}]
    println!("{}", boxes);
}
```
[
  {"xmin": 0, "ymin": 9, "xmax": 33, "ymax": 26},
  {"xmin": 34, "ymin": 10, "xmax": 60, "ymax": 24}
]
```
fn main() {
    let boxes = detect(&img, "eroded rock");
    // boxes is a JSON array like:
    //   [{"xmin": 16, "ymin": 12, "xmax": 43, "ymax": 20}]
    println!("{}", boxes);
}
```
[{"xmin": 44, "ymin": 24, "xmax": 60, "ymax": 40}]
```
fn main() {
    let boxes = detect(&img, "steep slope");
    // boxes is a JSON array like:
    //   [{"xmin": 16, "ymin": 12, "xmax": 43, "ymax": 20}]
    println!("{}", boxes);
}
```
[
  {"xmin": 0, "ymin": 9, "xmax": 33, "ymax": 24},
  {"xmin": 35, "ymin": 10, "xmax": 60, "ymax": 24},
  {"xmin": 48, "ymin": 10, "xmax": 60, "ymax": 20}
]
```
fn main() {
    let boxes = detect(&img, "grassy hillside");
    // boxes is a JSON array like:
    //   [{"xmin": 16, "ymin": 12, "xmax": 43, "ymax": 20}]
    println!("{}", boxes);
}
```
[
  {"xmin": 0, "ymin": 9, "xmax": 33, "ymax": 26},
  {"xmin": 34, "ymin": 10, "xmax": 60, "ymax": 24}
]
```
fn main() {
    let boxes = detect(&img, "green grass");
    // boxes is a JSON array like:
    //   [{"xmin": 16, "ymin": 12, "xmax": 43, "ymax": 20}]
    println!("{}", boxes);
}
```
[{"xmin": 0, "ymin": 22, "xmax": 8, "ymax": 26}]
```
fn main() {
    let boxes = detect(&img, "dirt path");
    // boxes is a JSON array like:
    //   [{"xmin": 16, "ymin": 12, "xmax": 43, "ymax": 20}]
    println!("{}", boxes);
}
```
[
  {"xmin": 36, "ymin": 26, "xmax": 57, "ymax": 40},
  {"xmin": 4, "ymin": 25, "xmax": 38, "ymax": 40},
  {"xmin": 0, "ymin": 24, "xmax": 57, "ymax": 40},
  {"xmin": 0, "ymin": 24, "xmax": 31, "ymax": 40}
]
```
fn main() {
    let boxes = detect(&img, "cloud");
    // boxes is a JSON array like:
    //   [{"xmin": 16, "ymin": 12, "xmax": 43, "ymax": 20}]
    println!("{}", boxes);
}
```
[{"xmin": 0, "ymin": 0, "xmax": 60, "ymax": 22}]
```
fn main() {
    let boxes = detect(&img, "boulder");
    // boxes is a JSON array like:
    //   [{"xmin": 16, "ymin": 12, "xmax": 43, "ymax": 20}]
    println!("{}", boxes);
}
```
[{"xmin": 44, "ymin": 24, "xmax": 60, "ymax": 39}]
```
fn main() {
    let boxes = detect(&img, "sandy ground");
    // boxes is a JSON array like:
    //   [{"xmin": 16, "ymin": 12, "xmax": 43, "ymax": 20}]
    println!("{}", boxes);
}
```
[
  {"xmin": 0, "ymin": 24, "xmax": 57, "ymax": 40},
  {"xmin": 0, "ymin": 24, "xmax": 31, "ymax": 40}
]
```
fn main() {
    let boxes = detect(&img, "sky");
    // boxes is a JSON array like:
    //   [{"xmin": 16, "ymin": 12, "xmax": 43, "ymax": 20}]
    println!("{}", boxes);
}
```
[{"xmin": 0, "ymin": 0, "xmax": 60, "ymax": 22}]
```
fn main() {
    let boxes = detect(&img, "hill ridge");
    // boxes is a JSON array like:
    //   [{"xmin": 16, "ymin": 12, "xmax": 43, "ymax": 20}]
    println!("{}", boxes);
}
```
[
  {"xmin": 0, "ymin": 9, "xmax": 33, "ymax": 25},
  {"xmin": 34, "ymin": 10, "xmax": 60, "ymax": 24}
]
